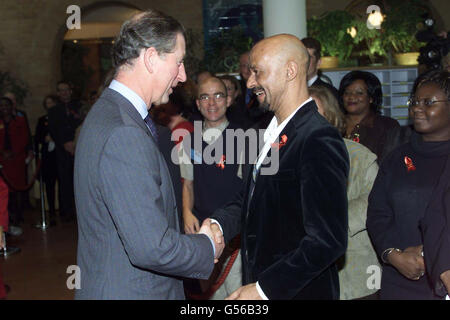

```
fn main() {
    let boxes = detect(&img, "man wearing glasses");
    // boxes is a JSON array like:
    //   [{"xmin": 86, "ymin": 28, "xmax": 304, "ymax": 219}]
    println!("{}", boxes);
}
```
[{"xmin": 180, "ymin": 77, "xmax": 246, "ymax": 298}]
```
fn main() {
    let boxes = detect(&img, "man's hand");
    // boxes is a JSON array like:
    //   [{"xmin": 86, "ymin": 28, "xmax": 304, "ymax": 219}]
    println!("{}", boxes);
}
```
[
  {"xmin": 226, "ymin": 283, "xmax": 262, "ymax": 300},
  {"xmin": 388, "ymin": 245, "xmax": 425, "ymax": 280},
  {"xmin": 198, "ymin": 218, "xmax": 224, "ymax": 263},
  {"xmin": 440, "ymin": 270, "xmax": 450, "ymax": 294},
  {"xmin": 210, "ymin": 222, "xmax": 223, "ymax": 246},
  {"xmin": 183, "ymin": 210, "xmax": 199, "ymax": 234}
]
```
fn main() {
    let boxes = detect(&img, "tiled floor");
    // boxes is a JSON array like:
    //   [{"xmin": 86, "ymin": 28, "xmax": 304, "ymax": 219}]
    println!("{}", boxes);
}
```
[{"xmin": 0, "ymin": 208, "xmax": 77, "ymax": 300}]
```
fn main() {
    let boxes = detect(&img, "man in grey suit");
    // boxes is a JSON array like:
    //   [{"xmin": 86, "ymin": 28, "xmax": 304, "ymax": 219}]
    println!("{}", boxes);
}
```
[{"xmin": 74, "ymin": 9, "xmax": 223, "ymax": 300}]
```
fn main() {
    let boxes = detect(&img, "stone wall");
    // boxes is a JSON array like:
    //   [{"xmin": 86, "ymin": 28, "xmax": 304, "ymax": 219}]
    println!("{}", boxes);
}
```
[{"xmin": 0, "ymin": 0, "xmax": 203, "ymax": 131}]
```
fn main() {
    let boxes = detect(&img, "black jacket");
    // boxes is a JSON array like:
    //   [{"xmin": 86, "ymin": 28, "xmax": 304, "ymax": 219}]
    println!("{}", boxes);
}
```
[{"xmin": 211, "ymin": 100, "xmax": 349, "ymax": 299}]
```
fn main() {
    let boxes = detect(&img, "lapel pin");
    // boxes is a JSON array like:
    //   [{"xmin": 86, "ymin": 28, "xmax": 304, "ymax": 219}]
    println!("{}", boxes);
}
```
[{"xmin": 404, "ymin": 156, "xmax": 416, "ymax": 172}]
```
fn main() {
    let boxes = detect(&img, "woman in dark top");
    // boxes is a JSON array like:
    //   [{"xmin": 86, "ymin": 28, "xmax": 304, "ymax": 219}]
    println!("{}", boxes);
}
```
[
  {"xmin": 339, "ymin": 71, "xmax": 399, "ymax": 161},
  {"xmin": 366, "ymin": 70, "xmax": 450, "ymax": 299}
]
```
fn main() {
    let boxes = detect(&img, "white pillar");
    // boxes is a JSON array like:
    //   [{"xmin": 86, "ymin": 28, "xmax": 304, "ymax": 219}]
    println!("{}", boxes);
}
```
[{"xmin": 262, "ymin": 0, "xmax": 307, "ymax": 40}]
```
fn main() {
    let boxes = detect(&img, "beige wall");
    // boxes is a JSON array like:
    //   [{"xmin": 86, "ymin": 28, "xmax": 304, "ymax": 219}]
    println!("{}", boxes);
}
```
[{"xmin": 0, "ymin": 0, "xmax": 448, "ymax": 131}]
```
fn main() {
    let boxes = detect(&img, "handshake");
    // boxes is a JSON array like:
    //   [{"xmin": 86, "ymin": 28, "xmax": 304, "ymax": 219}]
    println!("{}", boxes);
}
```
[{"xmin": 197, "ymin": 218, "xmax": 224, "ymax": 263}]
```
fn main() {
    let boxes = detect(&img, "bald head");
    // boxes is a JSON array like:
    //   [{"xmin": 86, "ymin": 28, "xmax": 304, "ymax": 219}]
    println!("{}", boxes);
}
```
[
  {"xmin": 252, "ymin": 34, "xmax": 309, "ymax": 79},
  {"xmin": 197, "ymin": 76, "xmax": 227, "ymax": 97}
]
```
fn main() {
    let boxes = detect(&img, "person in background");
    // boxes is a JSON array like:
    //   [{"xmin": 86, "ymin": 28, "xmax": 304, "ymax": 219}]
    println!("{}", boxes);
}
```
[
  {"xmin": 415, "ymin": 70, "xmax": 450, "ymax": 300},
  {"xmin": 301, "ymin": 37, "xmax": 339, "ymax": 99},
  {"xmin": 219, "ymin": 74, "xmax": 249, "ymax": 129},
  {"xmin": 0, "ymin": 175, "xmax": 9, "ymax": 299},
  {"xmin": 48, "ymin": 81, "xmax": 83, "ymax": 222},
  {"xmin": 367, "ymin": 70, "xmax": 450, "ymax": 299},
  {"xmin": 0, "ymin": 96, "xmax": 30, "ymax": 235},
  {"xmin": 309, "ymin": 85, "xmax": 380, "ymax": 300},
  {"xmin": 239, "ymin": 52, "xmax": 252, "ymax": 105},
  {"xmin": 339, "ymin": 70, "xmax": 399, "ymax": 161},
  {"xmin": 152, "ymin": 85, "xmax": 194, "ymax": 145},
  {"xmin": 34, "ymin": 94, "xmax": 59, "ymax": 225},
  {"xmin": 179, "ymin": 77, "xmax": 246, "ymax": 299}
]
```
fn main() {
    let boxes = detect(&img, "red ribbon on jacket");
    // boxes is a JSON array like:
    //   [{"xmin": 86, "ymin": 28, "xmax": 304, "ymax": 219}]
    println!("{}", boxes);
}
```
[
  {"xmin": 271, "ymin": 134, "xmax": 288, "ymax": 150},
  {"xmin": 216, "ymin": 155, "xmax": 226, "ymax": 170},
  {"xmin": 404, "ymin": 156, "xmax": 416, "ymax": 172}
]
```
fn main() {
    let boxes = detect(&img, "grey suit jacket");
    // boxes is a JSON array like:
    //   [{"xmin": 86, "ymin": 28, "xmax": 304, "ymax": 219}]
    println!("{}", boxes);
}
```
[{"xmin": 74, "ymin": 88, "xmax": 213, "ymax": 300}]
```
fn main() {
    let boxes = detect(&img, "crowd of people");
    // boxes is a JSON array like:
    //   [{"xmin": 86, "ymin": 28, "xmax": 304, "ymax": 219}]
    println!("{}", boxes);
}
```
[{"xmin": 1, "ymin": 8, "xmax": 449, "ymax": 300}]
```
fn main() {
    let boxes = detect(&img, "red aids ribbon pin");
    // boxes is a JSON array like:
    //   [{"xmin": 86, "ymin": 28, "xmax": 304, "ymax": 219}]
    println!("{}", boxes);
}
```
[
  {"xmin": 216, "ymin": 155, "xmax": 226, "ymax": 170},
  {"xmin": 404, "ymin": 156, "xmax": 416, "ymax": 172},
  {"xmin": 271, "ymin": 134, "xmax": 288, "ymax": 150}
]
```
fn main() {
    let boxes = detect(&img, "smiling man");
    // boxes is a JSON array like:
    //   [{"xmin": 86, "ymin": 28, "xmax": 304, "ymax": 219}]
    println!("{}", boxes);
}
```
[
  {"xmin": 74, "ymin": 10, "xmax": 223, "ymax": 300},
  {"xmin": 210, "ymin": 34, "xmax": 350, "ymax": 300},
  {"xmin": 180, "ymin": 77, "xmax": 246, "ymax": 297}
]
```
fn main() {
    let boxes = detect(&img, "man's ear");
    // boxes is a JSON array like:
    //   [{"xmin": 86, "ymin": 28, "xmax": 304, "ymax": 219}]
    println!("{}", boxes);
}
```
[
  {"xmin": 317, "ymin": 57, "xmax": 322, "ymax": 69},
  {"xmin": 195, "ymin": 99, "xmax": 200, "ymax": 110},
  {"xmin": 143, "ymin": 47, "xmax": 158, "ymax": 73},
  {"xmin": 286, "ymin": 61, "xmax": 298, "ymax": 81}
]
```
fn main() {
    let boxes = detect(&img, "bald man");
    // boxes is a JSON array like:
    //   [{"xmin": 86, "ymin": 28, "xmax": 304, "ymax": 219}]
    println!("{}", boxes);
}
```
[{"xmin": 210, "ymin": 34, "xmax": 349, "ymax": 299}]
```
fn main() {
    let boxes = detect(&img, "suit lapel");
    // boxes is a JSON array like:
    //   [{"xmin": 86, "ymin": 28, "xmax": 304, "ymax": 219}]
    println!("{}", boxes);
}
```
[{"xmin": 246, "ymin": 101, "xmax": 317, "ymax": 218}]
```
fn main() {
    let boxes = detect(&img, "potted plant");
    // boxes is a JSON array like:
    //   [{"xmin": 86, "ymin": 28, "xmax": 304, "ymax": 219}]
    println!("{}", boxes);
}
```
[
  {"xmin": 202, "ymin": 26, "xmax": 254, "ymax": 74},
  {"xmin": 381, "ymin": 0, "xmax": 428, "ymax": 65},
  {"xmin": 351, "ymin": 17, "xmax": 388, "ymax": 66},
  {"xmin": 307, "ymin": 10, "xmax": 355, "ymax": 68}
]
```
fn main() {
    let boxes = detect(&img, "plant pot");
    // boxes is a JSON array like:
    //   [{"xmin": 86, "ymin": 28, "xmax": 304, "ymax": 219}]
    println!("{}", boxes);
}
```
[
  {"xmin": 393, "ymin": 52, "xmax": 420, "ymax": 66},
  {"xmin": 320, "ymin": 56, "xmax": 339, "ymax": 69}
]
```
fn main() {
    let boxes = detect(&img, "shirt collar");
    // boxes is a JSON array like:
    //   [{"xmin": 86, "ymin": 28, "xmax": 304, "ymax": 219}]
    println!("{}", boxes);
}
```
[
  {"xmin": 109, "ymin": 80, "xmax": 149, "ymax": 120},
  {"xmin": 264, "ymin": 97, "xmax": 313, "ymax": 144}
]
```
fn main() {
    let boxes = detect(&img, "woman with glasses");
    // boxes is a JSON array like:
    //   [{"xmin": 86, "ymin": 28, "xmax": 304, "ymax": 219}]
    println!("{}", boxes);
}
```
[
  {"xmin": 338, "ymin": 71, "xmax": 399, "ymax": 161},
  {"xmin": 367, "ymin": 70, "xmax": 450, "ymax": 299}
]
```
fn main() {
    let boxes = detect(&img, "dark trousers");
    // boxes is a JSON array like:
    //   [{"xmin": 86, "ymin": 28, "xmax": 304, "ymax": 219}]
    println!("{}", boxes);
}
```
[
  {"xmin": 42, "ymin": 152, "xmax": 59, "ymax": 219},
  {"xmin": 8, "ymin": 191, "xmax": 25, "ymax": 225},
  {"xmin": 55, "ymin": 148, "xmax": 75, "ymax": 218}
]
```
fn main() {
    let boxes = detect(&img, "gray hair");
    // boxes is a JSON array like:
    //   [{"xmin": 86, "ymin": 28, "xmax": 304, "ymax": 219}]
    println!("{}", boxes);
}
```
[{"xmin": 111, "ymin": 9, "xmax": 185, "ymax": 69}]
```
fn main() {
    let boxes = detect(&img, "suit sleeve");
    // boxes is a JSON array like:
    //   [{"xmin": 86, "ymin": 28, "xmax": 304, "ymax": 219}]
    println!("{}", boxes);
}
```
[
  {"xmin": 210, "ymin": 170, "xmax": 247, "ymax": 243},
  {"xmin": 258, "ymin": 128, "xmax": 349, "ymax": 299},
  {"xmin": 366, "ymin": 156, "xmax": 403, "ymax": 257},
  {"xmin": 98, "ymin": 126, "xmax": 214, "ymax": 279}
]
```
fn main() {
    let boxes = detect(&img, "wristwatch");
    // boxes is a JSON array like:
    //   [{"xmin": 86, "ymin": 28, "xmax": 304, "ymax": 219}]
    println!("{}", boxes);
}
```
[{"xmin": 382, "ymin": 248, "xmax": 402, "ymax": 264}]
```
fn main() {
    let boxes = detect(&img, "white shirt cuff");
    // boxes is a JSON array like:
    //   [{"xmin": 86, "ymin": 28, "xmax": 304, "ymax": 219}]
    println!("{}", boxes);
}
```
[
  {"xmin": 209, "ymin": 219, "xmax": 223, "ymax": 234},
  {"xmin": 206, "ymin": 235, "xmax": 216, "ymax": 257},
  {"xmin": 256, "ymin": 281, "xmax": 269, "ymax": 300}
]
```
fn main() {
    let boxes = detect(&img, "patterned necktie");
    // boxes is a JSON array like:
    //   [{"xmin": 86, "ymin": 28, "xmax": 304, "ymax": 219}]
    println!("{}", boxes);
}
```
[{"xmin": 144, "ymin": 113, "xmax": 158, "ymax": 142}]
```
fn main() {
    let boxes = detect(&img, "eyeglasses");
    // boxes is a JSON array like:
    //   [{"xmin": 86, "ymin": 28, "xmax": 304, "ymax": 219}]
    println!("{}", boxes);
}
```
[
  {"xmin": 198, "ymin": 93, "xmax": 227, "ymax": 103},
  {"xmin": 407, "ymin": 98, "xmax": 449, "ymax": 108}
]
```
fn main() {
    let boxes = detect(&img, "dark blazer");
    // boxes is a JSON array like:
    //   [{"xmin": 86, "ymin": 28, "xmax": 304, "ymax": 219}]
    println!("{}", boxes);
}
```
[
  {"xmin": 47, "ymin": 101, "xmax": 82, "ymax": 149},
  {"xmin": 420, "ymin": 155, "xmax": 450, "ymax": 298},
  {"xmin": 74, "ymin": 88, "xmax": 214, "ymax": 299},
  {"xmin": 211, "ymin": 100, "xmax": 349, "ymax": 299}
]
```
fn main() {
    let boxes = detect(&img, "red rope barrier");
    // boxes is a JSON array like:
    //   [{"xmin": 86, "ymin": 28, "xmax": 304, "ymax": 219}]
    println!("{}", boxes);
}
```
[
  {"xmin": 188, "ymin": 235, "xmax": 241, "ymax": 300},
  {"xmin": 0, "ymin": 158, "xmax": 41, "ymax": 192}
]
